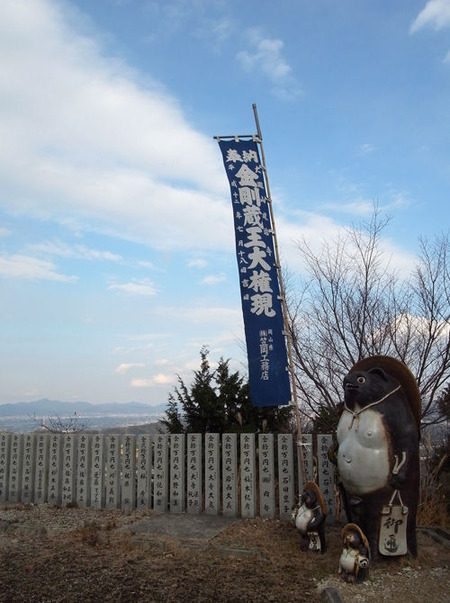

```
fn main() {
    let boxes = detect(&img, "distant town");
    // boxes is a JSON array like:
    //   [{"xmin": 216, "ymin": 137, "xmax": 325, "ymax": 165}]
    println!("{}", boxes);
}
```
[{"xmin": 0, "ymin": 399, "xmax": 167, "ymax": 433}]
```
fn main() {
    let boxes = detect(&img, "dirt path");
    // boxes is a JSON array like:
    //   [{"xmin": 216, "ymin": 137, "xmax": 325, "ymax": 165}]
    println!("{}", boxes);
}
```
[{"xmin": 0, "ymin": 504, "xmax": 448, "ymax": 602}]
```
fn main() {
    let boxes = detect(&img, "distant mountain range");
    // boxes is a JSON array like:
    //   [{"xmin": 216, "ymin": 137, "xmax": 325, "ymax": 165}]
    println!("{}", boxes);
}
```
[
  {"xmin": 0, "ymin": 399, "xmax": 167, "ymax": 433},
  {"xmin": 0, "ymin": 399, "xmax": 167, "ymax": 417}
]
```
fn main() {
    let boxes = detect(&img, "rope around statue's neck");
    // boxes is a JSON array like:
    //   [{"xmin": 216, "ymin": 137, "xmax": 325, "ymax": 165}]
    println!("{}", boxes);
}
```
[
  {"xmin": 300, "ymin": 504, "xmax": 321, "ymax": 512},
  {"xmin": 343, "ymin": 385, "xmax": 401, "ymax": 431}
]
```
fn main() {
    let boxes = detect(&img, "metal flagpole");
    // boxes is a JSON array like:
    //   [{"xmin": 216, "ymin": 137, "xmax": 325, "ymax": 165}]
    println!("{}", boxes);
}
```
[{"xmin": 251, "ymin": 104, "xmax": 306, "ymax": 484}]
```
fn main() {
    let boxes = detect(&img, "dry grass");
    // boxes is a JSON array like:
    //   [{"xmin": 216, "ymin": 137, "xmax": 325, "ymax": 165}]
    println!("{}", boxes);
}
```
[
  {"xmin": 418, "ymin": 433, "xmax": 449, "ymax": 528},
  {"xmin": 0, "ymin": 505, "xmax": 449, "ymax": 602}
]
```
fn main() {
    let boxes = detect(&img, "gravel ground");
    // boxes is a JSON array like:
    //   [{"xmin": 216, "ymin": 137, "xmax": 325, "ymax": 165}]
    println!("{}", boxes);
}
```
[{"xmin": 0, "ymin": 503, "xmax": 448, "ymax": 602}]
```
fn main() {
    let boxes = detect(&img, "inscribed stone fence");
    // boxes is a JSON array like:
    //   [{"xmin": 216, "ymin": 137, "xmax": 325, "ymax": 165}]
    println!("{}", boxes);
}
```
[{"xmin": 0, "ymin": 432, "xmax": 336, "ymax": 521}]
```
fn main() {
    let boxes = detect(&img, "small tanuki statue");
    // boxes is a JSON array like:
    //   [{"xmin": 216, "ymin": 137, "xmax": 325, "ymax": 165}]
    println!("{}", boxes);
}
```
[
  {"xmin": 291, "ymin": 481, "xmax": 327, "ymax": 553},
  {"xmin": 336, "ymin": 356, "xmax": 421, "ymax": 558},
  {"xmin": 338, "ymin": 523, "xmax": 370, "ymax": 583}
]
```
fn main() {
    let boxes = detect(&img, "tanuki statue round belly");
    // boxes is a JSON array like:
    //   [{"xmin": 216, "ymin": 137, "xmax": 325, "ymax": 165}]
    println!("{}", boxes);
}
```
[{"xmin": 336, "ymin": 356, "xmax": 421, "ymax": 558}]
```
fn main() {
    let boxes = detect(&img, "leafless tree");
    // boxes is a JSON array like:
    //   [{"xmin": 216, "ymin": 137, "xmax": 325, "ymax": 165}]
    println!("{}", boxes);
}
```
[
  {"xmin": 31, "ymin": 412, "xmax": 89, "ymax": 433},
  {"xmin": 287, "ymin": 207, "xmax": 450, "ymax": 429}
]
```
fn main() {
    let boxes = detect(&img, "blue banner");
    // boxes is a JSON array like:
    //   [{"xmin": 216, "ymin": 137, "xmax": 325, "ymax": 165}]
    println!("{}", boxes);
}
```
[{"xmin": 218, "ymin": 138, "xmax": 291, "ymax": 407}]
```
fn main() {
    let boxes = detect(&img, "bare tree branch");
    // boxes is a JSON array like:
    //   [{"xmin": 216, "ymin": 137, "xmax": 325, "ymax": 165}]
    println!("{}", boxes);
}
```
[
  {"xmin": 288, "ymin": 207, "xmax": 450, "ymax": 428},
  {"xmin": 30, "ymin": 412, "xmax": 89, "ymax": 433}
]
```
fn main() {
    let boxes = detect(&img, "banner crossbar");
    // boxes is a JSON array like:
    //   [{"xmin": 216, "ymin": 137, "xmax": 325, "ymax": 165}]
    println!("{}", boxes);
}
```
[{"xmin": 213, "ymin": 135, "xmax": 260, "ymax": 142}]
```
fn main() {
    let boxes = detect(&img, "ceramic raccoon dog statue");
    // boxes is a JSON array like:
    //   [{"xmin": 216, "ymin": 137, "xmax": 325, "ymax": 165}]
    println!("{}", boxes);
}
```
[
  {"xmin": 336, "ymin": 356, "xmax": 421, "ymax": 558},
  {"xmin": 292, "ymin": 482, "xmax": 327, "ymax": 553}
]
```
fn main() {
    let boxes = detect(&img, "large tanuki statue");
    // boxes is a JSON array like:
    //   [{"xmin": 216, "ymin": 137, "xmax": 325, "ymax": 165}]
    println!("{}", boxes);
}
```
[{"xmin": 336, "ymin": 356, "xmax": 421, "ymax": 558}]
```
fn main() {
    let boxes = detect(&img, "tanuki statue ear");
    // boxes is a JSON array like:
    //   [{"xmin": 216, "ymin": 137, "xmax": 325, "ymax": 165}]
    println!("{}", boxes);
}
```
[{"xmin": 368, "ymin": 367, "xmax": 388, "ymax": 381}]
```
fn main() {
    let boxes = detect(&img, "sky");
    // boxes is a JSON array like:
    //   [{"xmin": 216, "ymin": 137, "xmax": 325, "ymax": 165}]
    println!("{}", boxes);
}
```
[{"xmin": 1, "ymin": 0, "xmax": 450, "ymax": 406}]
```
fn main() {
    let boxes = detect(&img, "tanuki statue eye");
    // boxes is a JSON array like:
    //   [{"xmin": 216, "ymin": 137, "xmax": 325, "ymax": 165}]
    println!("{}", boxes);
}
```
[{"xmin": 357, "ymin": 376, "xmax": 366, "ymax": 384}]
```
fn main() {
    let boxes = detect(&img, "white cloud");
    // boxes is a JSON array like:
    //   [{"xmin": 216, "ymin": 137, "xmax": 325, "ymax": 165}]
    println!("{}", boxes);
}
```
[
  {"xmin": 236, "ymin": 29, "xmax": 301, "ymax": 101},
  {"xmin": 158, "ymin": 305, "xmax": 241, "ymax": 325},
  {"xmin": 194, "ymin": 17, "xmax": 234, "ymax": 52},
  {"xmin": 357, "ymin": 143, "xmax": 376, "ymax": 156},
  {"xmin": 277, "ymin": 212, "xmax": 343, "ymax": 270},
  {"xmin": 130, "ymin": 378, "xmax": 153, "ymax": 388},
  {"xmin": 238, "ymin": 30, "xmax": 291, "ymax": 78},
  {"xmin": 378, "ymin": 241, "xmax": 417, "ymax": 276},
  {"xmin": 326, "ymin": 200, "xmax": 378, "ymax": 216},
  {"xmin": 187, "ymin": 258, "xmax": 208, "ymax": 269},
  {"xmin": 131, "ymin": 373, "xmax": 174, "ymax": 387},
  {"xmin": 115, "ymin": 362, "xmax": 146, "ymax": 375},
  {"xmin": 0, "ymin": 0, "xmax": 231, "ymax": 253},
  {"xmin": 107, "ymin": 278, "xmax": 157, "ymax": 296},
  {"xmin": 138, "ymin": 260, "xmax": 157, "ymax": 270},
  {"xmin": 153, "ymin": 373, "xmax": 174, "ymax": 385},
  {"xmin": 120, "ymin": 332, "xmax": 168, "ymax": 343},
  {"xmin": 0, "ymin": 253, "xmax": 77, "ymax": 282},
  {"xmin": 154, "ymin": 358, "xmax": 171, "ymax": 367},
  {"xmin": 392, "ymin": 313, "xmax": 450, "ymax": 338},
  {"xmin": 30, "ymin": 240, "xmax": 122, "ymax": 262},
  {"xmin": 201, "ymin": 273, "xmax": 226, "ymax": 285},
  {"xmin": 275, "ymin": 210, "xmax": 417, "ymax": 278},
  {"xmin": 410, "ymin": 0, "xmax": 450, "ymax": 33}
]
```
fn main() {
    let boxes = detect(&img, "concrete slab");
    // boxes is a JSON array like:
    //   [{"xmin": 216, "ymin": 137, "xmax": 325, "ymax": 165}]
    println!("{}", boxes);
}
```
[{"xmin": 127, "ymin": 513, "xmax": 238, "ymax": 542}]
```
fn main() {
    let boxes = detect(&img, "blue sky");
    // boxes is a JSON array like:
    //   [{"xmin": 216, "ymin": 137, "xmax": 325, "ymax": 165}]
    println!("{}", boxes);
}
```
[{"xmin": 1, "ymin": 0, "xmax": 449, "ymax": 406}]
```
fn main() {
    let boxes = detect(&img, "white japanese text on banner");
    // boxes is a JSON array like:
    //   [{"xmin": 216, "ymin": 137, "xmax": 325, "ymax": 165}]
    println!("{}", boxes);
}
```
[{"xmin": 217, "ymin": 138, "xmax": 291, "ymax": 407}]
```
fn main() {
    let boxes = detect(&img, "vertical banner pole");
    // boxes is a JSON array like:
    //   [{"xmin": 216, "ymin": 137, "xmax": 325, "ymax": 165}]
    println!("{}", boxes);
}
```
[{"xmin": 252, "ymin": 104, "xmax": 306, "ymax": 483}]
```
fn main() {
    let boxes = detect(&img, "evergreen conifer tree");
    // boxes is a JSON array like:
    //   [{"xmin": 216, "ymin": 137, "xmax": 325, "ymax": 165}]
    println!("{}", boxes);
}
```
[{"xmin": 162, "ymin": 346, "xmax": 293, "ymax": 434}]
